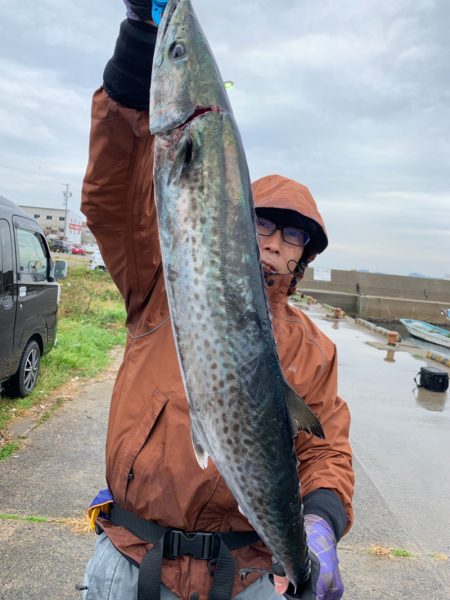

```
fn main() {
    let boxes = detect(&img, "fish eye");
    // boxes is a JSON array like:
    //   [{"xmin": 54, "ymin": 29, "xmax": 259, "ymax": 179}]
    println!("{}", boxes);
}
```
[{"xmin": 169, "ymin": 42, "xmax": 186, "ymax": 60}]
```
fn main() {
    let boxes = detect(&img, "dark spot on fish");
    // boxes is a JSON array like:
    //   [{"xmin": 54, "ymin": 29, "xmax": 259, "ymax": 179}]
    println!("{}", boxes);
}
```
[
  {"xmin": 217, "ymin": 396, "xmax": 223, "ymax": 405},
  {"xmin": 223, "ymin": 426, "xmax": 229, "ymax": 434},
  {"xmin": 200, "ymin": 216, "xmax": 207, "ymax": 224},
  {"xmin": 233, "ymin": 424, "xmax": 240, "ymax": 433},
  {"xmin": 218, "ymin": 380, "xmax": 225, "ymax": 388},
  {"xmin": 194, "ymin": 293, "xmax": 200, "ymax": 301},
  {"xmin": 226, "ymin": 373, "xmax": 235, "ymax": 382},
  {"xmin": 227, "ymin": 438, "xmax": 233, "ymax": 446},
  {"xmin": 204, "ymin": 340, "xmax": 210, "ymax": 349},
  {"xmin": 233, "ymin": 412, "xmax": 239, "ymax": 419},
  {"xmin": 211, "ymin": 363, "xmax": 218, "ymax": 370},
  {"xmin": 212, "ymin": 374, "xmax": 218, "ymax": 382}
]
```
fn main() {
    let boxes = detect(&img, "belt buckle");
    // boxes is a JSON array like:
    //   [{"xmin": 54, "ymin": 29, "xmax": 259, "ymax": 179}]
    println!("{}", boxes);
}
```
[{"xmin": 165, "ymin": 530, "xmax": 215, "ymax": 560}]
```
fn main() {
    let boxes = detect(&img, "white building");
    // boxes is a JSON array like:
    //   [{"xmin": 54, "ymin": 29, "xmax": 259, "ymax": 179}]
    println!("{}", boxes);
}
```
[{"xmin": 19, "ymin": 205, "xmax": 83, "ymax": 244}]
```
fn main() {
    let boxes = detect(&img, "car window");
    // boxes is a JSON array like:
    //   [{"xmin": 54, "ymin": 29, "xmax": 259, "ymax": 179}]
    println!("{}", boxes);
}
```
[
  {"xmin": 0, "ymin": 219, "xmax": 14, "ymax": 292},
  {"xmin": 16, "ymin": 228, "xmax": 49, "ymax": 283}
]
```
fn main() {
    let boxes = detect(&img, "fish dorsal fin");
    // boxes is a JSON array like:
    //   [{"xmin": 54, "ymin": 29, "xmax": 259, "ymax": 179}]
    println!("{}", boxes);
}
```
[
  {"xmin": 285, "ymin": 385, "xmax": 324, "ymax": 439},
  {"xmin": 168, "ymin": 133, "xmax": 194, "ymax": 186},
  {"xmin": 189, "ymin": 420, "xmax": 209, "ymax": 470}
]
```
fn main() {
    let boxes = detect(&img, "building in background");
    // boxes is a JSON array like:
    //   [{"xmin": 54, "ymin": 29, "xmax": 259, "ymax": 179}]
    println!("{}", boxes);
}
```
[
  {"xmin": 81, "ymin": 221, "xmax": 96, "ymax": 245},
  {"xmin": 19, "ymin": 205, "xmax": 83, "ymax": 244}
]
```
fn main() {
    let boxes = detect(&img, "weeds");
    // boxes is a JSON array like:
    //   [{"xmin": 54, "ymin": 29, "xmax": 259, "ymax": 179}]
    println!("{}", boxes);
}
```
[
  {"xmin": 370, "ymin": 545, "xmax": 414, "ymax": 559},
  {"xmin": 0, "ymin": 442, "xmax": 20, "ymax": 461}
]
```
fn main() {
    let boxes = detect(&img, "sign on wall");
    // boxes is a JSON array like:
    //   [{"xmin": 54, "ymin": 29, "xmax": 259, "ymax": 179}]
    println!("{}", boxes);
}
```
[{"xmin": 314, "ymin": 267, "xmax": 332, "ymax": 282}]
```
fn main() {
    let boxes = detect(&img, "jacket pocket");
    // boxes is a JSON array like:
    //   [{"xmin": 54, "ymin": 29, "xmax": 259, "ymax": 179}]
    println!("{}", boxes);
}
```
[{"xmin": 113, "ymin": 388, "xmax": 168, "ymax": 504}]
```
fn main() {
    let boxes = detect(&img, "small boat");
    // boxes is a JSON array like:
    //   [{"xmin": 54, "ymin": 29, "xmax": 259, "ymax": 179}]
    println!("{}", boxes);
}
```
[
  {"xmin": 400, "ymin": 319, "xmax": 450, "ymax": 349},
  {"xmin": 440, "ymin": 308, "xmax": 450, "ymax": 323}
]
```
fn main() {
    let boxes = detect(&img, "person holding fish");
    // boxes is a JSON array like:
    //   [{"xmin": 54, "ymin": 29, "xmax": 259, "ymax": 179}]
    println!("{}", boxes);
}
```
[{"xmin": 79, "ymin": 1, "xmax": 354, "ymax": 599}]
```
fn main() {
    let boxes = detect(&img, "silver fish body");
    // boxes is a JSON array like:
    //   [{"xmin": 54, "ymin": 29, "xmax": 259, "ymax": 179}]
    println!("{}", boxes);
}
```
[{"xmin": 150, "ymin": 0, "xmax": 323, "ymax": 588}]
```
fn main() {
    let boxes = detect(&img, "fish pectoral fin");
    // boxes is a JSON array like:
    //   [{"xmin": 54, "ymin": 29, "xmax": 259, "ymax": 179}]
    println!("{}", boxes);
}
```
[
  {"xmin": 285, "ymin": 385, "xmax": 324, "ymax": 439},
  {"xmin": 167, "ymin": 133, "xmax": 194, "ymax": 185},
  {"xmin": 190, "ymin": 424, "xmax": 210, "ymax": 470}
]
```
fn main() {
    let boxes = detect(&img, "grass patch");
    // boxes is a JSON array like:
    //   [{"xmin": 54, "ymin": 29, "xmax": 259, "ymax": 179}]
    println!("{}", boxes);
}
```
[
  {"xmin": 0, "ymin": 267, "xmax": 126, "ymax": 435},
  {"xmin": 370, "ymin": 545, "xmax": 414, "ymax": 559},
  {"xmin": 0, "ymin": 511, "xmax": 93, "ymax": 535},
  {"xmin": 391, "ymin": 548, "xmax": 413, "ymax": 558},
  {"xmin": 431, "ymin": 553, "xmax": 448, "ymax": 561},
  {"xmin": 0, "ymin": 442, "xmax": 20, "ymax": 460},
  {"xmin": 0, "ymin": 513, "xmax": 50, "ymax": 523}
]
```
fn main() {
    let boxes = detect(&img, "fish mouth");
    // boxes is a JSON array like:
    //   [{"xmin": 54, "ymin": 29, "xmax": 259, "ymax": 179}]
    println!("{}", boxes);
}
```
[
  {"xmin": 154, "ymin": 105, "xmax": 223, "ymax": 136},
  {"xmin": 181, "ymin": 105, "xmax": 221, "ymax": 128},
  {"xmin": 159, "ymin": 0, "xmax": 181, "ymax": 40}
]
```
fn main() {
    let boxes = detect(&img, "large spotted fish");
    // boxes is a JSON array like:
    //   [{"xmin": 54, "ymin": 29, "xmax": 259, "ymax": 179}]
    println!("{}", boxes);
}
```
[{"xmin": 150, "ymin": 0, "xmax": 324, "ymax": 589}]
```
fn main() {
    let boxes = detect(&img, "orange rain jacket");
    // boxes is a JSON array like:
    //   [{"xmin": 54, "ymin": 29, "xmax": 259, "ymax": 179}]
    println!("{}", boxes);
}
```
[{"xmin": 81, "ymin": 88, "xmax": 354, "ymax": 600}]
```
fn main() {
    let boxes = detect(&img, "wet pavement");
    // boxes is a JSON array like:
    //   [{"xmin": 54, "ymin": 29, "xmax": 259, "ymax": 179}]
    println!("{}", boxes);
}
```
[
  {"xmin": 309, "ymin": 308, "xmax": 450, "ymax": 553},
  {"xmin": 0, "ymin": 308, "xmax": 449, "ymax": 598},
  {"xmin": 304, "ymin": 305, "xmax": 450, "ymax": 596}
]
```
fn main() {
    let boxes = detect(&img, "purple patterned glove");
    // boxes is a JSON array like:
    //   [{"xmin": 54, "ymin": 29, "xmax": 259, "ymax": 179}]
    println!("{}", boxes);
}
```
[
  {"xmin": 303, "ymin": 514, "xmax": 344, "ymax": 600},
  {"xmin": 123, "ymin": 0, "xmax": 153, "ymax": 22},
  {"xmin": 280, "ymin": 515, "xmax": 344, "ymax": 600}
]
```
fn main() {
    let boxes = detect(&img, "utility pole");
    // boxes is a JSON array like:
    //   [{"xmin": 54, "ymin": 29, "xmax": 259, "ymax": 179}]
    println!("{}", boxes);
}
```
[{"xmin": 62, "ymin": 183, "xmax": 72, "ymax": 240}]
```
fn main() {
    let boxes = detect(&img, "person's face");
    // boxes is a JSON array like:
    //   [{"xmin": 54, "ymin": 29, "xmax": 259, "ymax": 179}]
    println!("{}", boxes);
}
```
[{"xmin": 257, "ymin": 226, "xmax": 304, "ymax": 275}]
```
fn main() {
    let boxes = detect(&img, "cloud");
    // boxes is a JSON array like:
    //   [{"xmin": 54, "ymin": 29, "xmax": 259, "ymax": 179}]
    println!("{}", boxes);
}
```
[{"xmin": 0, "ymin": 0, "xmax": 449, "ymax": 277}]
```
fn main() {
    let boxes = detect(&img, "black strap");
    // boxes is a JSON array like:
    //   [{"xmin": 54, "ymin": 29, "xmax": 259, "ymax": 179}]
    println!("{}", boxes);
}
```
[
  {"xmin": 109, "ymin": 505, "xmax": 259, "ymax": 600},
  {"xmin": 138, "ymin": 535, "xmax": 165, "ymax": 600},
  {"xmin": 207, "ymin": 537, "xmax": 236, "ymax": 600}
]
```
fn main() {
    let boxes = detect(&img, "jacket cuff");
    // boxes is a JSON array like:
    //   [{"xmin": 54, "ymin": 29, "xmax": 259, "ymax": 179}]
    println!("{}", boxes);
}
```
[
  {"xmin": 103, "ymin": 19, "xmax": 158, "ymax": 111},
  {"xmin": 303, "ymin": 488, "xmax": 348, "ymax": 541}
]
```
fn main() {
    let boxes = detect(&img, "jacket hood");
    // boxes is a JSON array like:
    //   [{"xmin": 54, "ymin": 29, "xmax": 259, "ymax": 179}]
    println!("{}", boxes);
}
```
[{"xmin": 252, "ymin": 175, "xmax": 328, "ymax": 256}]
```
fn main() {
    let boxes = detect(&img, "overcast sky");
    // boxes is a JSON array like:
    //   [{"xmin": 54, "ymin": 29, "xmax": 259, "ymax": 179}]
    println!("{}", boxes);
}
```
[{"xmin": 0, "ymin": 0, "xmax": 449, "ymax": 277}]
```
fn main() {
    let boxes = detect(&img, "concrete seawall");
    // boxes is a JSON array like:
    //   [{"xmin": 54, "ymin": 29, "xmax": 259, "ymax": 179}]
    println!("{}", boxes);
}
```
[{"xmin": 300, "ymin": 268, "xmax": 450, "ymax": 323}]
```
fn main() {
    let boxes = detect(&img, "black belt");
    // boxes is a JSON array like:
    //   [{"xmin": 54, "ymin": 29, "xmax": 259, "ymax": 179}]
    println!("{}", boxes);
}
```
[{"xmin": 109, "ymin": 504, "xmax": 260, "ymax": 600}]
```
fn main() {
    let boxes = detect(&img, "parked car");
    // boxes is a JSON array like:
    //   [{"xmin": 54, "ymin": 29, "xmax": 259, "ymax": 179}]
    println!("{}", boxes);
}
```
[
  {"xmin": 0, "ymin": 197, "xmax": 67, "ymax": 397},
  {"xmin": 48, "ymin": 239, "xmax": 69, "ymax": 253},
  {"xmin": 83, "ymin": 243, "xmax": 99, "ymax": 254},
  {"xmin": 71, "ymin": 245, "xmax": 86, "ymax": 255},
  {"xmin": 88, "ymin": 250, "xmax": 107, "ymax": 271}
]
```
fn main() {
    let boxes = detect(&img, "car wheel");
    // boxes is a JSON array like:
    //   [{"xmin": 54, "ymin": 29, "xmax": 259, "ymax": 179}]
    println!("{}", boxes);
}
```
[{"xmin": 5, "ymin": 340, "xmax": 41, "ymax": 398}]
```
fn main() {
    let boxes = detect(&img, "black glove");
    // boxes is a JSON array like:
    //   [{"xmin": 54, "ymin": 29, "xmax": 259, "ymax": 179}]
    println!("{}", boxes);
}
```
[
  {"xmin": 272, "ymin": 553, "xmax": 321, "ymax": 599},
  {"xmin": 285, "ymin": 555, "xmax": 320, "ymax": 599},
  {"xmin": 123, "ymin": 0, "xmax": 153, "ymax": 22}
]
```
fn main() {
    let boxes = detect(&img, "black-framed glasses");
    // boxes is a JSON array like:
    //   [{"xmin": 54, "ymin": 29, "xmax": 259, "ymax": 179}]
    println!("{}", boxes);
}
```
[{"xmin": 256, "ymin": 217, "xmax": 310, "ymax": 247}]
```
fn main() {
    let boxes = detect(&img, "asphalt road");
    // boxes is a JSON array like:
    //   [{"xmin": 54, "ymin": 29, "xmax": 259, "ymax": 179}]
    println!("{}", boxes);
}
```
[{"xmin": 0, "ymin": 308, "xmax": 449, "ymax": 599}]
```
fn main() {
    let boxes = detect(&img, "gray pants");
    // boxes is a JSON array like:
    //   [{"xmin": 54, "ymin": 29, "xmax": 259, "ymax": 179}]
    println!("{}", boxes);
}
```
[{"xmin": 82, "ymin": 533, "xmax": 282, "ymax": 600}]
